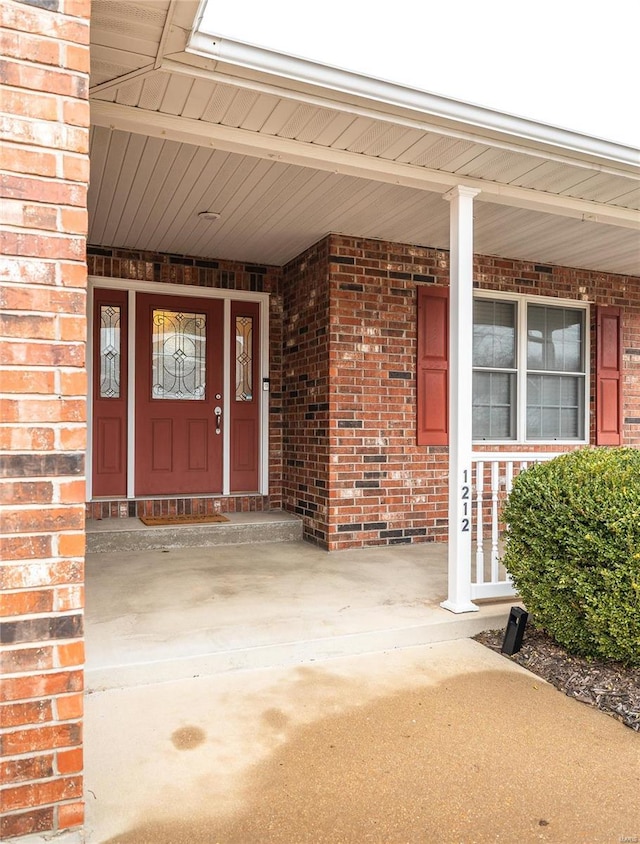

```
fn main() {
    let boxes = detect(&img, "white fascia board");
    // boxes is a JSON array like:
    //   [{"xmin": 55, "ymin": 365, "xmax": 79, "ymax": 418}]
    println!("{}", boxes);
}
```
[
  {"xmin": 186, "ymin": 29, "xmax": 640, "ymax": 172},
  {"xmin": 90, "ymin": 99, "xmax": 640, "ymax": 231}
]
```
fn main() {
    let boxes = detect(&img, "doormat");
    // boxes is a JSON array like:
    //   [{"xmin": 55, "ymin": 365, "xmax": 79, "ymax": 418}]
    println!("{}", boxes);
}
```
[{"xmin": 139, "ymin": 513, "xmax": 230, "ymax": 526}]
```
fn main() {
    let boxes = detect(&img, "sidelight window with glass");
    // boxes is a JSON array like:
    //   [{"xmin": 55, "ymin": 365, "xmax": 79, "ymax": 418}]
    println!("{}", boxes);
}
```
[
  {"xmin": 99, "ymin": 304, "xmax": 122, "ymax": 398},
  {"xmin": 235, "ymin": 315, "xmax": 253, "ymax": 401}
]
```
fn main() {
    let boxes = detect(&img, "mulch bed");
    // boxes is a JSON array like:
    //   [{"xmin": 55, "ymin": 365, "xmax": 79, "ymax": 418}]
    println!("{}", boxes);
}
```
[{"xmin": 474, "ymin": 625, "xmax": 640, "ymax": 731}]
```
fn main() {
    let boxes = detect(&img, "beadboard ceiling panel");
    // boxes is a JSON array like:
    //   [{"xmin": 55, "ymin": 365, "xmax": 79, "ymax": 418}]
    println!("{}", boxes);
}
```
[
  {"xmin": 87, "ymin": 127, "xmax": 456, "ymax": 264},
  {"xmin": 560, "ymin": 172, "xmax": 640, "ymax": 207},
  {"xmin": 454, "ymin": 148, "xmax": 539, "ymax": 183},
  {"xmin": 90, "ymin": 47, "xmax": 153, "ymax": 89},
  {"xmin": 474, "ymin": 203, "xmax": 639, "ymax": 272},
  {"xmin": 512, "ymin": 160, "xmax": 606, "ymax": 194},
  {"xmin": 137, "ymin": 74, "xmax": 171, "ymax": 111},
  {"xmin": 88, "ymin": 127, "xmax": 639, "ymax": 273},
  {"xmin": 612, "ymin": 187, "xmax": 640, "ymax": 209},
  {"xmin": 88, "ymin": 1, "xmax": 639, "ymax": 274},
  {"xmin": 89, "ymin": 0, "xmax": 169, "ymax": 86}
]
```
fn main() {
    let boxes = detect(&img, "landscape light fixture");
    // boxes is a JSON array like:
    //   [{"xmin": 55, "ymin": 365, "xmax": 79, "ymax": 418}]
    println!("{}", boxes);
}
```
[{"xmin": 501, "ymin": 606, "xmax": 529, "ymax": 655}]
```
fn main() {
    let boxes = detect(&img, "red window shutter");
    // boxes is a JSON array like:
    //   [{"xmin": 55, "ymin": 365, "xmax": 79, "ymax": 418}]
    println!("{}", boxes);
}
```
[
  {"xmin": 417, "ymin": 286, "xmax": 449, "ymax": 445},
  {"xmin": 596, "ymin": 305, "xmax": 623, "ymax": 445}
]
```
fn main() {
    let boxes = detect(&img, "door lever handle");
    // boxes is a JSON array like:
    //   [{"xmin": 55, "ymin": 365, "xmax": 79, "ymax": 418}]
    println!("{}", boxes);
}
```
[{"xmin": 214, "ymin": 406, "xmax": 222, "ymax": 435}]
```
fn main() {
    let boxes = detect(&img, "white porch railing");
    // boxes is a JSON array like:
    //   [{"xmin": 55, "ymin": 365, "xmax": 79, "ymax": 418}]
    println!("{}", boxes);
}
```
[{"xmin": 469, "ymin": 452, "xmax": 562, "ymax": 601}]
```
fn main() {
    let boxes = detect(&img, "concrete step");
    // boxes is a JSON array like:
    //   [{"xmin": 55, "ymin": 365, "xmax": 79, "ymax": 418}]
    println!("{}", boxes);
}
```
[
  {"xmin": 85, "ymin": 511, "xmax": 303, "ymax": 553},
  {"xmin": 85, "ymin": 605, "xmax": 512, "ymax": 692}
]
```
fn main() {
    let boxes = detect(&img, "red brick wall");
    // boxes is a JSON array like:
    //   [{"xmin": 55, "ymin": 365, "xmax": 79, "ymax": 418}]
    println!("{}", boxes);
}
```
[
  {"xmin": 326, "ymin": 236, "xmax": 450, "ymax": 550},
  {"xmin": 1, "ymin": 0, "xmax": 90, "ymax": 838},
  {"xmin": 86, "ymin": 246, "xmax": 284, "ymax": 516},
  {"xmin": 281, "ymin": 238, "xmax": 332, "ymax": 545},
  {"xmin": 283, "ymin": 235, "xmax": 640, "ymax": 550}
]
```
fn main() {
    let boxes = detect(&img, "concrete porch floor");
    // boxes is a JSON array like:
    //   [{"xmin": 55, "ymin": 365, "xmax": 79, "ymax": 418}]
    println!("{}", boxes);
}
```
[{"xmin": 85, "ymin": 525, "xmax": 515, "ymax": 692}]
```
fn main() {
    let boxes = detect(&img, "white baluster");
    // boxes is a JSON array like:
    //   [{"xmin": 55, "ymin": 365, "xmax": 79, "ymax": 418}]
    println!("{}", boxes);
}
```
[
  {"xmin": 505, "ymin": 460, "xmax": 514, "ymax": 495},
  {"xmin": 491, "ymin": 461, "xmax": 500, "ymax": 580},
  {"xmin": 475, "ymin": 461, "xmax": 484, "ymax": 584},
  {"xmin": 502, "ymin": 460, "xmax": 514, "ymax": 581}
]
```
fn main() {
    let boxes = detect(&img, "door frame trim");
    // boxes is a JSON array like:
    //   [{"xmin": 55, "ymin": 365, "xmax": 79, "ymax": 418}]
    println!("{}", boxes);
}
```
[{"xmin": 87, "ymin": 276, "xmax": 271, "ymax": 499}]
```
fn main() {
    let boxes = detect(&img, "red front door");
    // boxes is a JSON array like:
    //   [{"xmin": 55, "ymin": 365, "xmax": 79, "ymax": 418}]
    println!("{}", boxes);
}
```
[{"xmin": 135, "ymin": 293, "xmax": 224, "ymax": 495}]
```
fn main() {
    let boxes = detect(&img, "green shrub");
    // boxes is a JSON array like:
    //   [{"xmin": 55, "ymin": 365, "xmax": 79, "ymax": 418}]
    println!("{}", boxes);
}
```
[{"xmin": 502, "ymin": 447, "xmax": 640, "ymax": 665}]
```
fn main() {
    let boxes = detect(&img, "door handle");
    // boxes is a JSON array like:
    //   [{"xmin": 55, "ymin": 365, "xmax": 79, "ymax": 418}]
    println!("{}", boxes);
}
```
[{"xmin": 214, "ymin": 406, "xmax": 222, "ymax": 435}]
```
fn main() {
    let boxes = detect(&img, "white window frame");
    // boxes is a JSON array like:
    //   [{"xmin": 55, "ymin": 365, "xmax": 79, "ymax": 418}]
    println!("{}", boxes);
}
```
[{"xmin": 472, "ymin": 290, "xmax": 590, "ymax": 446}]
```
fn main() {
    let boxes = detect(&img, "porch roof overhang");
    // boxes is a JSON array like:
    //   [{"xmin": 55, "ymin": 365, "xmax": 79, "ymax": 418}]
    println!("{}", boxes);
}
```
[{"xmin": 88, "ymin": 0, "xmax": 640, "ymax": 275}]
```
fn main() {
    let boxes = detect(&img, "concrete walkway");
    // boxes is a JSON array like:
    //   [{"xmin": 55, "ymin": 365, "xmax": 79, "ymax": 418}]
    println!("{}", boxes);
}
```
[
  {"xmin": 83, "ymin": 537, "xmax": 638, "ymax": 842},
  {"xmin": 84, "ymin": 638, "xmax": 640, "ymax": 844}
]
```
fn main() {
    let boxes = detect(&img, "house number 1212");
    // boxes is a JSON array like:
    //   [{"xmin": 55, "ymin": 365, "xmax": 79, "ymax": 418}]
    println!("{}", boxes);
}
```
[{"xmin": 461, "ymin": 470, "xmax": 470, "ymax": 532}]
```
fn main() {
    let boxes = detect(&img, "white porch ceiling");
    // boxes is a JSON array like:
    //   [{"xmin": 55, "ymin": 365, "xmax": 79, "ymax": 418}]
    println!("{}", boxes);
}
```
[{"xmin": 88, "ymin": 0, "xmax": 640, "ymax": 275}]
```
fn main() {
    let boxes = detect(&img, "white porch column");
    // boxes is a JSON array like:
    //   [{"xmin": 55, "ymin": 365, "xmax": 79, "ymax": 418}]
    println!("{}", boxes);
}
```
[{"xmin": 441, "ymin": 185, "xmax": 480, "ymax": 613}]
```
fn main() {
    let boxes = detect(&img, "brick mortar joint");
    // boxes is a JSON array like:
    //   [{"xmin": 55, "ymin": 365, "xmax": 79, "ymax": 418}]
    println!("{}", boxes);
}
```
[
  {"xmin": 0, "ymin": 54, "xmax": 89, "ymax": 73},
  {"xmin": 0, "ymin": 693, "xmax": 83, "ymax": 708},
  {"xmin": 0, "ymin": 634, "xmax": 84, "ymax": 649},
  {"xmin": 0, "ymin": 788, "xmax": 84, "ymax": 804},
  {"xmin": 1, "ymin": 364, "xmax": 86, "ymax": 372},
  {"xmin": 1, "ymin": 81, "xmax": 88, "ymax": 99},
  {"xmin": 0, "ymin": 667, "xmax": 85, "ymax": 683},
  {"xmin": 0, "ymin": 794, "xmax": 83, "ymax": 806},
  {"xmin": 1, "ymin": 159, "xmax": 89, "ymax": 172},
  {"xmin": 1, "ymin": 226, "xmax": 86, "ymax": 237},
  {"xmin": 0, "ymin": 747, "xmax": 83, "ymax": 762},
  {"xmin": 0, "ymin": 609, "xmax": 84, "ymax": 621}
]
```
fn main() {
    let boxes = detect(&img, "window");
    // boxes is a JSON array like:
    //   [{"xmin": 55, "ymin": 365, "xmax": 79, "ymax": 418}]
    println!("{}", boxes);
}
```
[{"xmin": 472, "ymin": 294, "xmax": 588, "ymax": 442}]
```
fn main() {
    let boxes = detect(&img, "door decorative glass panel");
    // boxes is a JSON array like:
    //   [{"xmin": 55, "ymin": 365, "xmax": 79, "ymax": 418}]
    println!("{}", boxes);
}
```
[
  {"xmin": 99, "ymin": 304, "xmax": 121, "ymax": 398},
  {"xmin": 151, "ymin": 309, "xmax": 206, "ymax": 400},
  {"xmin": 235, "ymin": 315, "xmax": 253, "ymax": 401}
]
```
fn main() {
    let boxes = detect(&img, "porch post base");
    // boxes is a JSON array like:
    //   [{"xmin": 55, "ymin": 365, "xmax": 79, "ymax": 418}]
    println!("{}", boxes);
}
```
[{"xmin": 440, "ymin": 599, "xmax": 480, "ymax": 614}]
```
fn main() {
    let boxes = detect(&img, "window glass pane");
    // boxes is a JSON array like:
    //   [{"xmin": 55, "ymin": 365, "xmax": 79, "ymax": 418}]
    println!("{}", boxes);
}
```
[
  {"xmin": 100, "ymin": 305, "xmax": 121, "ymax": 398},
  {"xmin": 526, "ymin": 405, "xmax": 541, "ymax": 438},
  {"xmin": 527, "ymin": 305, "xmax": 584, "ymax": 372},
  {"xmin": 151, "ymin": 309, "xmax": 206, "ymax": 400},
  {"xmin": 526, "ymin": 374, "xmax": 583, "ymax": 439},
  {"xmin": 473, "ymin": 371, "xmax": 516, "ymax": 439},
  {"xmin": 473, "ymin": 300, "xmax": 516, "ymax": 368},
  {"xmin": 235, "ymin": 316, "xmax": 253, "ymax": 401},
  {"xmin": 474, "ymin": 405, "xmax": 490, "ymax": 437},
  {"xmin": 560, "ymin": 407, "xmax": 580, "ymax": 439}
]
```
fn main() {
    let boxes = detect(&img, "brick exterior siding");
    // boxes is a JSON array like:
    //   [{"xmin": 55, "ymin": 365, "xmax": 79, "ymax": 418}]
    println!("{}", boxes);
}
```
[
  {"xmin": 1, "ymin": 0, "xmax": 90, "ymax": 838},
  {"xmin": 283, "ymin": 235, "xmax": 640, "ymax": 550},
  {"xmin": 281, "ymin": 237, "xmax": 332, "ymax": 544}
]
